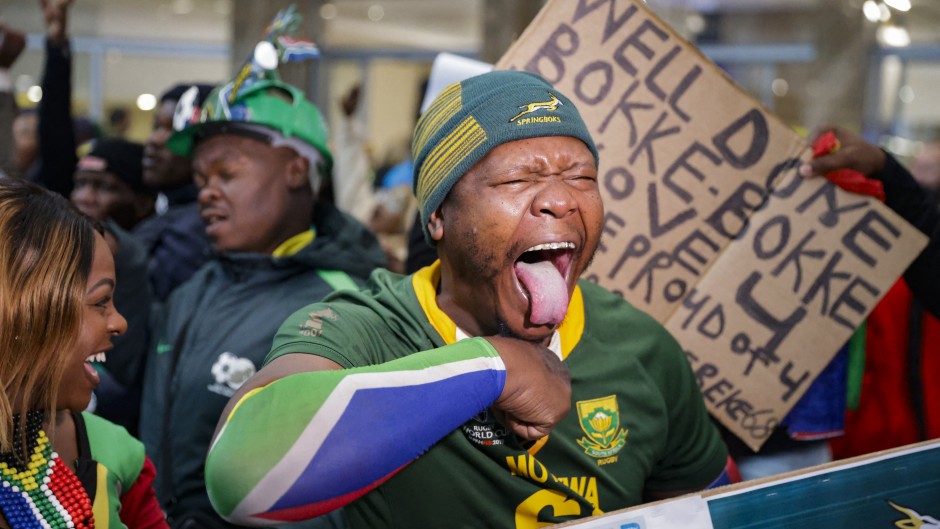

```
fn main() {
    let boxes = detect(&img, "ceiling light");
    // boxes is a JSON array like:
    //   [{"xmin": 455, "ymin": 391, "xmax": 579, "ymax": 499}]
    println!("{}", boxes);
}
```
[
  {"xmin": 878, "ymin": 25, "xmax": 911, "ymax": 47},
  {"xmin": 884, "ymin": 0, "xmax": 911, "ymax": 11},
  {"xmin": 685, "ymin": 14, "xmax": 705, "ymax": 35},
  {"xmin": 368, "ymin": 4, "xmax": 384, "ymax": 22},
  {"xmin": 27, "ymin": 85, "xmax": 42, "ymax": 103},
  {"xmin": 862, "ymin": 0, "xmax": 881, "ymax": 21},
  {"xmin": 137, "ymin": 93, "xmax": 157, "ymax": 111},
  {"xmin": 879, "ymin": 2, "xmax": 892, "ymax": 21},
  {"xmin": 771, "ymin": 78, "xmax": 789, "ymax": 97}
]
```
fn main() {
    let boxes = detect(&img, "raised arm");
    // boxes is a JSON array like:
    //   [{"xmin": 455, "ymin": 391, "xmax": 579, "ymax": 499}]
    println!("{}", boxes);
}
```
[
  {"xmin": 205, "ymin": 336, "xmax": 570, "ymax": 526},
  {"xmin": 33, "ymin": 0, "xmax": 77, "ymax": 197}
]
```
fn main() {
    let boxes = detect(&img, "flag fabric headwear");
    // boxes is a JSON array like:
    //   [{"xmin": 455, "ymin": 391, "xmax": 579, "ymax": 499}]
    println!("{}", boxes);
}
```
[{"xmin": 166, "ymin": 4, "xmax": 332, "ymax": 184}]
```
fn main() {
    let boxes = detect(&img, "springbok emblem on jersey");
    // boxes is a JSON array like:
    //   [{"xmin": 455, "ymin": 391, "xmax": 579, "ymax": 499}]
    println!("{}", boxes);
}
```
[
  {"xmin": 509, "ymin": 92, "xmax": 563, "ymax": 122},
  {"xmin": 888, "ymin": 500, "xmax": 940, "ymax": 528},
  {"xmin": 575, "ymin": 395, "xmax": 628, "ymax": 460}
]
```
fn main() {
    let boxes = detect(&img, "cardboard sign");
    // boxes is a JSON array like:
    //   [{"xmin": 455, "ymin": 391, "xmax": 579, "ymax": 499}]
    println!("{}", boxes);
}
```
[{"xmin": 496, "ymin": 0, "xmax": 928, "ymax": 450}]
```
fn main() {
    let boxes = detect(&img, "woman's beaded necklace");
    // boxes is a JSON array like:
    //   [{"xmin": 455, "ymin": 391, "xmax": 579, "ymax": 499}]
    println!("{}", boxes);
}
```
[{"xmin": 0, "ymin": 411, "xmax": 94, "ymax": 529}]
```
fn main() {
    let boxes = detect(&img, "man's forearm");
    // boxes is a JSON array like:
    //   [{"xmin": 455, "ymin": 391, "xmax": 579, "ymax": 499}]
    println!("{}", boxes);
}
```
[{"xmin": 206, "ymin": 337, "xmax": 505, "ymax": 526}]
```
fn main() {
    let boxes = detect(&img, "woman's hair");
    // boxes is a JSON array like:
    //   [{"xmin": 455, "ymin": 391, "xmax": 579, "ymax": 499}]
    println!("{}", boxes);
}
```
[{"xmin": 0, "ymin": 179, "xmax": 99, "ymax": 453}]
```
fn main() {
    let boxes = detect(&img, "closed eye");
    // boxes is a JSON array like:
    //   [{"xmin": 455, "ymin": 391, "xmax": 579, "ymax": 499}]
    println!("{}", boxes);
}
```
[
  {"xmin": 493, "ymin": 177, "xmax": 532, "ymax": 188},
  {"xmin": 567, "ymin": 174, "xmax": 598, "ymax": 189}
]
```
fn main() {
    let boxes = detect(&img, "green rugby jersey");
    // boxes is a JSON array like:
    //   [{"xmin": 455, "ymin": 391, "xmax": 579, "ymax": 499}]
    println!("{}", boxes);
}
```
[{"xmin": 267, "ymin": 263, "xmax": 727, "ymax": 528}]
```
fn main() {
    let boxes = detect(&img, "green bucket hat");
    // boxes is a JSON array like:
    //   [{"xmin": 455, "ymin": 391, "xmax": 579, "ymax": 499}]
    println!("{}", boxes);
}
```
[
  {"xmin": 412, "ymin": 70, "xmax": 599, "ymax": 245},
  {"xmin": 167, "ymin": 78, "xmax": 333, "ymax": 176}
]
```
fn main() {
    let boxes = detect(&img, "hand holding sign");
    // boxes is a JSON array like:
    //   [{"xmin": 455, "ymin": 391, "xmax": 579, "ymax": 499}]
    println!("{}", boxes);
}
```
[{"xmin": 801, "ymin": 126, "xmax": 888, "ymax": 201}]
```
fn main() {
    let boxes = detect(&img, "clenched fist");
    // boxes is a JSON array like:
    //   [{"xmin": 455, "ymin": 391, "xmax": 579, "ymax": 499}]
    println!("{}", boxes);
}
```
[{"xmin": 485, "ymin": 336, "xmax": 571, "ymax": 440}]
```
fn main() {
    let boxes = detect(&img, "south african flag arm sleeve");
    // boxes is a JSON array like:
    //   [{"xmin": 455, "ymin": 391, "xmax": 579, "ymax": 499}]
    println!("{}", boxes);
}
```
[{"xmin": 204, "ymin": 337, "xmax": 506, "ymax": 526}]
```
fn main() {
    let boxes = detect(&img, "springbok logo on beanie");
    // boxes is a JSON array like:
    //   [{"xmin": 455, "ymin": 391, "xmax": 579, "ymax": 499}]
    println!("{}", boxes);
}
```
[{"xmin": 509, "ymin": 92, "xmax": 564, "ymax": 123}]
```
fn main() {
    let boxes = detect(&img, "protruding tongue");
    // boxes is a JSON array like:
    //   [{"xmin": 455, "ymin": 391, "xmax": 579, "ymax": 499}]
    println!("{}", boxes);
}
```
[{"xmin": 514, "ymin": 259, "xmax": 569, "ymax": 326}]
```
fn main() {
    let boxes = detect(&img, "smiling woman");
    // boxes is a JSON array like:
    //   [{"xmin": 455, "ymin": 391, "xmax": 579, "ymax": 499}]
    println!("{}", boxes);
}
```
[{"xmin": 0, "ymin": 179, "xmax": 167, "ymax": 529}]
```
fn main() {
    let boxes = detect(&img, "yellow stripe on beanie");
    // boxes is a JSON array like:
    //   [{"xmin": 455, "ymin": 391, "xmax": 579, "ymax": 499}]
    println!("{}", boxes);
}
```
[{"xmin": 417, "ymin": 116, "xmax": 487, "ymax": 206}]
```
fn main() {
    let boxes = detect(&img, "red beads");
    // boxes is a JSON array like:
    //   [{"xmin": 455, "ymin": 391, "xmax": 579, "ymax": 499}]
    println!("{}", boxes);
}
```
[{"xmin": 48, "ymin": 458, "xmax": 94, "ymax": 529}]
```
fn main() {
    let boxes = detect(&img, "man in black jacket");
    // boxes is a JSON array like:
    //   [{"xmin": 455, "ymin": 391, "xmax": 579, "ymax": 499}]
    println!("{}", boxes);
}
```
[{"xmin": 139, "ymin": 76, "xmax": 386, "ymax": 529}]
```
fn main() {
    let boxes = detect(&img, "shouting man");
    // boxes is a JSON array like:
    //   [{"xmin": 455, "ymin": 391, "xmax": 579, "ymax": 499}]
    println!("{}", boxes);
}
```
[{"xmin": 206, "ymin": 71, "xmax": 730, "ymax": 529}]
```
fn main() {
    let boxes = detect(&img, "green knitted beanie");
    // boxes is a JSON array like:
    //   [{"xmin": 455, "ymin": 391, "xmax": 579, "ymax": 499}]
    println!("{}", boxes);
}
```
[{"xmin": 412, "ymin": 70, "xmax": 599, "ymax": 245}]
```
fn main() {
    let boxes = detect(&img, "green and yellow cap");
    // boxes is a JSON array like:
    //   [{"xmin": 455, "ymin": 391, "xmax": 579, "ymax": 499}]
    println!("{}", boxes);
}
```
[{"xmin": 167, "ymin": 78, "xmax": 332, "ymax": 177}]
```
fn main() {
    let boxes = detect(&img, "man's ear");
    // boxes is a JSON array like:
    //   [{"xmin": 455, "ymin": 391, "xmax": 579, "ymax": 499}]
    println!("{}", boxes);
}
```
[
  {"xmin": 285, "ymin": 155, "xmax": 311, "ymax": 190},
  {"xmin": 427, "ymin": 207, "xmax": 445, "ymax": 243}
]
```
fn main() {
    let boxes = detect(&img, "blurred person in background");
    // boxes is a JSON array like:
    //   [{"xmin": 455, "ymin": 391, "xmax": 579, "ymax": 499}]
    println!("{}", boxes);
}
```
[
  {"xmin": 136, "ymin": 83, "xmax": 215, "ymax": 301},
  {"xmin": 109, "ymin": 107, "xmax": 131, "ymax": 138},
  {"xmin": 71, "ymin": 137, "xmax": 155, "ymax": 438},
  {"xmin": 911, "ymin": 141, "xmax": 940, "ymax": 200},
  {"xmin": 333, "ymin": 83, "xmax": 418, "ymax": 273},
  {"xmin": 0, "ymin": 21, "xmax": 26, "ymax": 179},
  {"xmin": 72, "ymin": 138, "xmax": 155, "ymax": 231},
  {"xmin": 11, "ymin": 111, "xmax": 37, "ymax": 178}
]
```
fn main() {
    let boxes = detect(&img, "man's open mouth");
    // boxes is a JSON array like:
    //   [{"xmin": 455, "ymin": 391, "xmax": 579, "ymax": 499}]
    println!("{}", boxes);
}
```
[
  {"xmin": 202, "ymin": 211, "xmax": 226, "ymax": 226},
  {"xmin": 513, "ymin": 241, "xmax": 576, "ymax": 326}
]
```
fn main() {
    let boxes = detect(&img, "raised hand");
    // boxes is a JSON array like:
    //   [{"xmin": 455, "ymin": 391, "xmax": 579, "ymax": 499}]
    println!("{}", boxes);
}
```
[
  {"xmin": 340, "ymin": 83, "xmax": 361, "ymax": 118},
  {"xmin": 39, "ymin": 0, "xmax": 74, "ymax": 47},
  {"xmin": 799, "ymin": 124, "xmax": 887, "ymax": 180}
]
